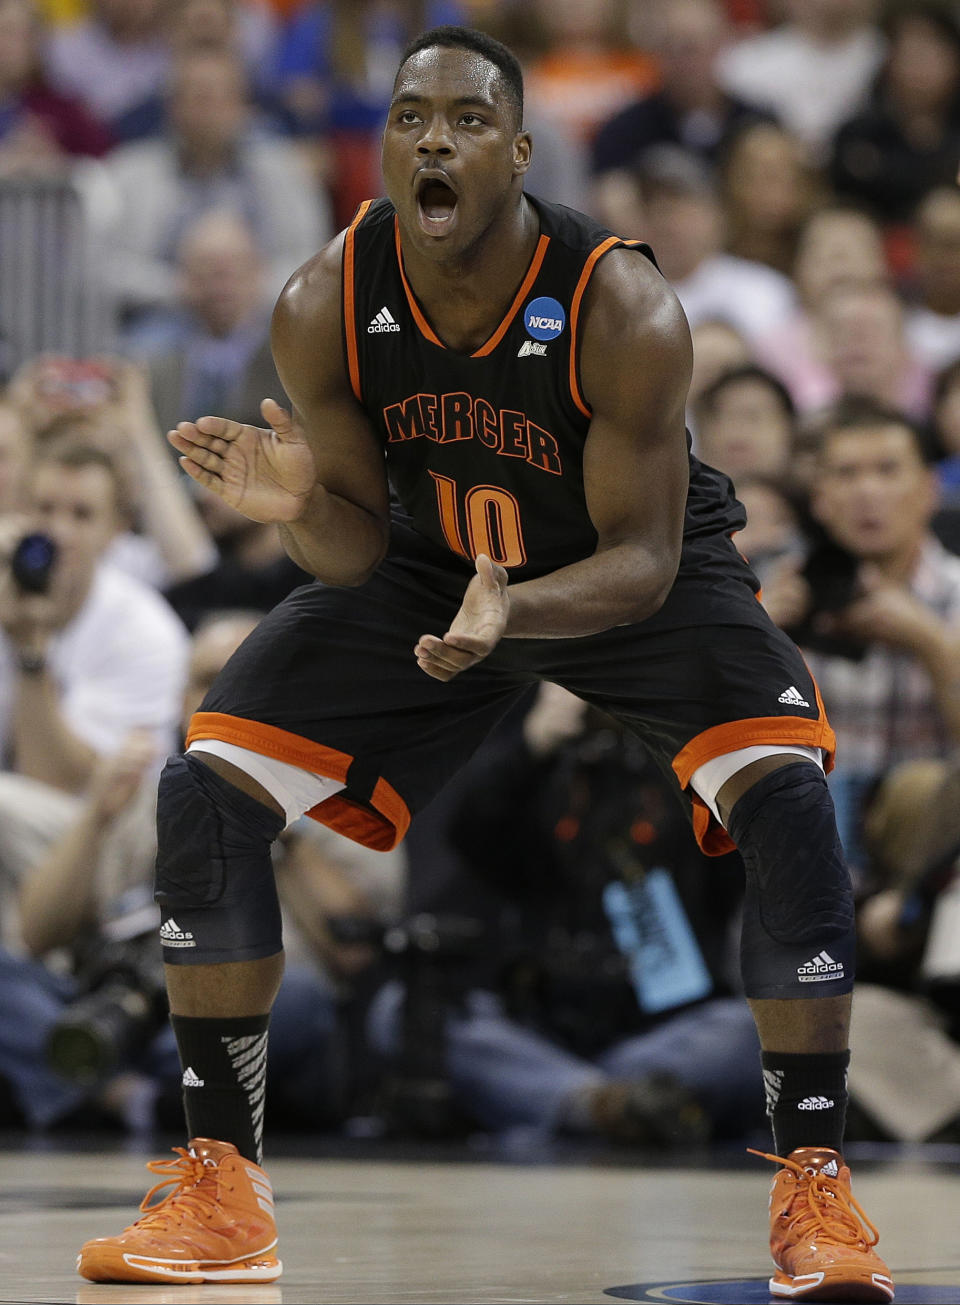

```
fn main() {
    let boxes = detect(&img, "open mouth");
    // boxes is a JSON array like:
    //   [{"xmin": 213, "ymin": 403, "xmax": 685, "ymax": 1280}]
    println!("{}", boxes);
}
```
[{"xmin": 415, "ymin": 175, "xmax": 458, "ymax": 236}]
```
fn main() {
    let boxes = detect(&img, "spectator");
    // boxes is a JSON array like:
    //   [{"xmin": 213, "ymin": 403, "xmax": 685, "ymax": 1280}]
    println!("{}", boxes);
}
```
[
  {"xmin": 719, "ymin": 121, "xmax": 822, "ymax": 274},
  {"xmin": 688, "ymin": 319, "xmax": 753, "ymax": 431},
  {"xmin": 694, "ymin": 364, "xmax": 797, "ymax": 483},
  {"xmin": 44, "ymin": 0, "xmax": 169, "ymax": 132},
  {"xmin": 905, "ymin": 186, "xmax": 960, "ymax": 374},
  {"xmin": 617, "ymin": 146, "xmax": 795, "ymax": 345},
  {"xmin": 757, "ymin": 203, "xmax": 889, "ymax": 408},
  {"xmin": 0, "ymin": 440, "xmax": 188, "ymax": 943},
  {"xmin": 734, "ymin": 473, "xmax": 805, "ymax": 590},
  {"xmin": 0, "ymin": 612, "xmax": 354, "ymax": 1133},
  {"xmin": 164, "ymin": 0, "xmax": 279, "ymax": 95},
  {"xmin": 717, "ymin": 0, "xmax": 884, "ymax": 159},
  {"xmin": 104, "ymin": 47, "xmax": 330, "ymax": 326},
  {"xmin": 138, "ymin": 210, "xmax": 282, "ymax": 433},
  {"xmin": 0, "ymin": 441, "xmax": 189, "ymax": 792},
  {"xmin": 517, "ymin": 0, "xmax": 659, "ymax": 146},
  {"xmin": 111, "ymin": 0, "xmax": 285, "ymax": 143},
  {"xmin": 0, "ymin": 0, "xmax": 111, "ymax": 176},
  {"xmin": 7, "ymin": 356, "xmax": 216, "ymax": 587},
  {"xmin": 830, "ymin": 4, "xmax": 960, "ymax": 227},
  {"xmin": 591, "ymin": 0, "xmax": 768, "ymax": 203},
  {"xmin": 761, "ymin": 399, "xmax": 960, "ymax": 859},
  {"xmin": 814, "ymin": 281, "xmax": 932, "ymax": 422},
  {"xmin": 370, "ymin": 684, "xmax": 763, "ymax": 1144},
  {"xmin": 164, "ymin": 484, "xmax": 311, "ymax": 632},
  {"xmin": 844, "ymin": 759, "xmax": 960, "ymax": 1142}
]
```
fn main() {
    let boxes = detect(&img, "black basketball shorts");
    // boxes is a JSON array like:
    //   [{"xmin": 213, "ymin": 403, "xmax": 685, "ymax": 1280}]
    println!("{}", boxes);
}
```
[{"xmin": 189, "ymin": 523, "xmax": 834, "ymax": 856}]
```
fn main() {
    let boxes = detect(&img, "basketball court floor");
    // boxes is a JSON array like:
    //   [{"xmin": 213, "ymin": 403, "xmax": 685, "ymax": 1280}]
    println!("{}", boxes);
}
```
[{"xmin": 2, "ymin": 1135, "xmax": 958, "ymax": 1304}]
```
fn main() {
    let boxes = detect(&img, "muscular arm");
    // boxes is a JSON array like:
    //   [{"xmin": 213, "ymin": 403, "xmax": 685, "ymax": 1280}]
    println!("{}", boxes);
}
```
[
  {"xmin": 271, "ymin": 237, "xmax": 390, "ymax": 585},
  {"xmin": 504, "ymin": 248, "xmax": 691, "ymax": 637}
]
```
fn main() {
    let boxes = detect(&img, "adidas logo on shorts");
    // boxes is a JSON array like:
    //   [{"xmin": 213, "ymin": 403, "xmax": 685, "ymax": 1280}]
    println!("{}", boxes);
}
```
[
  {"xmin": 778, "ymin": 685, "xmax": 810, "ymax": 707},
  {"xmin": 797, "ymin": 950, "xmax": 844, "ymax": 982},
  {"xmin": 160, "ymin": 917, "xmax": 196, "ymax": 948},
  {"xmin": 368, "ymin": 306, "xmax": 400, "ymax": 333},
  {"xmin": 798, "ymin": 1095, "xmax": 835, "ymax": 1110}
]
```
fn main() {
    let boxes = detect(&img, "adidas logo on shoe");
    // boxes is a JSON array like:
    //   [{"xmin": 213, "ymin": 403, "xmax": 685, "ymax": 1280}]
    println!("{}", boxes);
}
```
[
  {"xmin": 368, "ymin": 306, "xmax": 400, "ymax": 333},
  {"xmin": 798, "ymin": 1095, "xmax": 835, "ymax": 1110},
  {"xmin": 797, "ymin": 950, "xmax": 844, "ymax": 983},
  {"xmin": 778, "ymin": 685, "xmax": 810, "ymax": 707},
  {"xmin": 160, "ymin": 917, "xmax": 195, "ymax": 948},
  {"xmin": 182, "ymin": 1066, "xmax": 205, "ymax": 1088}
]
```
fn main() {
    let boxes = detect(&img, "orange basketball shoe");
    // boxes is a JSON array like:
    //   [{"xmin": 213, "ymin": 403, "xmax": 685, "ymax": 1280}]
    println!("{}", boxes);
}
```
[
  {"xmin": 77, "ymin": 1138, "xmax": 281, "ymax": 1284},
  {"xmin": 751, "ymin": 1147, "xmax": 894, "ymax": 1302}
]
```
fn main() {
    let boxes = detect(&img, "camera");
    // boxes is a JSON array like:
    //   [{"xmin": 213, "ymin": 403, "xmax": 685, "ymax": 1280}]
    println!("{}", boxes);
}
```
[
  {"xmin": 785, "ymin": 526, "xmax": 867, "ymax": 661},
  {"xmin": 10, "ymin": 532, "xmax": 57, "ymax": 595},
  {"xmin": 46, "ymin": 889, "xmax": 167, "ymax": 1086},
  {"xmin": 331, "ymin": 912, "xmax": 487, "ymax": 1137}
]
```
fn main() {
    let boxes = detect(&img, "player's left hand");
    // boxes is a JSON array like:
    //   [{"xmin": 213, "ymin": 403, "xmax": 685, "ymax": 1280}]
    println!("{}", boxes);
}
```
[{"xmin": 415, "ymin": 554, "xmax": 509, "ymax": 681}]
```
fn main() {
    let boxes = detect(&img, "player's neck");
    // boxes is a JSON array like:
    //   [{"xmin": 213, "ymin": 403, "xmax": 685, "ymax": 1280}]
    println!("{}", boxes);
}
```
[{"xmin": 398, "ymin": 195, "xmax": 540, "ymax": 352}]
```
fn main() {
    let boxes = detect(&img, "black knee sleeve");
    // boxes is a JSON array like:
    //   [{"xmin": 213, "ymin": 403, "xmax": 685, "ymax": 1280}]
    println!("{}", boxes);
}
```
[
  {"xmin": 726, "ymin": 762, "xmax": 855, "ymax": 999},
  {"xmin": 155, "ymin": 753, "xmax": 285, "ymax": 965}
]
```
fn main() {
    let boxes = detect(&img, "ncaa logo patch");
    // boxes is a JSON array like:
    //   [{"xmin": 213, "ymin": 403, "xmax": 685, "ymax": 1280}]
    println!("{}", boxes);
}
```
[{"xmin": 524, "ymin": 296, "xmax": 566, "ymax": 341}]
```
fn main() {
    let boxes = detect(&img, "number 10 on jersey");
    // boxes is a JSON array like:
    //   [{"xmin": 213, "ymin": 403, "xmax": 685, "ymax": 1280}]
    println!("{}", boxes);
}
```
[{"xmin": 430, "ymin": 472, "xmax": 528, "ymax": 568}]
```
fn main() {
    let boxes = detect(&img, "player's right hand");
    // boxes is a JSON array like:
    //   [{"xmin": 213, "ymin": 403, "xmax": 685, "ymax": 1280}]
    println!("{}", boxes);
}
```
[{"xmin": 168, "ymin": 398, "xmax": 317, "ymax": 524}]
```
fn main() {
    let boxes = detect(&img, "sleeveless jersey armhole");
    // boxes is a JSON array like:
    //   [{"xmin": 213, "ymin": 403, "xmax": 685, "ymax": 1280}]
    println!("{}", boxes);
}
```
[
  {"xmin": 342, "ymin": 199, "xmax": 373, "ymax": 403},
  {"xmin": 568, "ymin": 236, "xmax": 649, "ymax": 419}
]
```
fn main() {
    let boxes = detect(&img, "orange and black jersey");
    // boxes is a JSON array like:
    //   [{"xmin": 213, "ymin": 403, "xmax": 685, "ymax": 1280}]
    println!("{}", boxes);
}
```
[{"xmin": 342, "ymin": 193, "xmax": 748, "ymax": 583}]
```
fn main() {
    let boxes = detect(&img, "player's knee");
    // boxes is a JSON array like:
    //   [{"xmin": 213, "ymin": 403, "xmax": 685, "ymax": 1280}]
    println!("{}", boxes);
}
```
[
  {"xmin": 155, "ymin": 753, "xmax": 285, "ymax": 965},
  {"xmin": 727, "ymin": 762, "xmax": 855, "ymax": 999}
]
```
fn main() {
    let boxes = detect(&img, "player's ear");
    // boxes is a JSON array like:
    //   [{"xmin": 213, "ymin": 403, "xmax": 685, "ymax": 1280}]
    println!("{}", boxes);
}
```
[{"xmin": 513, "ymin": 131, "xmax": 532, "ymax": 176}]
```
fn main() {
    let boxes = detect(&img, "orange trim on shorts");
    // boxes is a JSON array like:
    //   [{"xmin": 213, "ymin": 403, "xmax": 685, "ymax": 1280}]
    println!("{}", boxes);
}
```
[
  {"xmin": 343, "ymin": 200, "xmax": 373, "ymax": 402},
  {"xmin": 671, "ymin": 695, "xmax": 837, "ymax": 858},
  {"xmin": 471, "ymin": 234, "xmax": 550, "ymax": 357},
  {"xmin": 568, "ymin": 236, "xmax": 622, "ymax": 418},
  {"xmin": 186, "ymin": 711, "xmax": 411, "ymax": 851}
]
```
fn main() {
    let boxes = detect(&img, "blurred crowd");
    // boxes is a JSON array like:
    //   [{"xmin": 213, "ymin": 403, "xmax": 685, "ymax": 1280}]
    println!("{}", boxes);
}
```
[{"xmin": 1, "ymin": 0, "xmax": 960, "ymax": 1152}]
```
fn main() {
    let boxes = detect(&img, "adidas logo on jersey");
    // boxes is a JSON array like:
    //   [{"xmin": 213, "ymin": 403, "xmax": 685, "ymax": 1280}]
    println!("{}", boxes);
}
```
[
  {"xmin": 797, "ymin": 950, "xmax": 844, "ymax": 982},
  {"xmin": 518, "ymin": 340, "xmax": 547, "ymax": 357},
  {"xmin": 368, "ymin": 306, "xmax": 400, "ymax": 333},
  {"xmin": 159, "ymin": 917, "xmax": 196, "ymax": 948},
  {"xmin": 798, "ymin": 1095, "xmax": 835, "ymax": 1110},
  {"xmin": 778, "ymin": 685, "xmax": 810, "ymax": 707},
  {"xmin": 182, "ymin": 1066, "xmax": 205, "ymax": 1088}
]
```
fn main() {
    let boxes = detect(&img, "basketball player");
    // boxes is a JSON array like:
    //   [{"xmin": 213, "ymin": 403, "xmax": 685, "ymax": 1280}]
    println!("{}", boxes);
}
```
[{"xmin": 77, "ymin": 27, "xmax": 894, "ymax": 1302}]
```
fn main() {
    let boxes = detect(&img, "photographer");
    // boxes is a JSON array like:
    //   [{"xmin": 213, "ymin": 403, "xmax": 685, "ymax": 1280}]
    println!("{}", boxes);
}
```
[
  {"xmin": 0, "ymin": 439, "xmax": 190, "ymax": 943},
  {"xmin": 762, "ymin": 397, "xmax": 960, "ymax": 862},
  {"xmin": 843, "ymin": 758, "xmax": 960, "ymax": 1142},
  {"xmin": 370, "ymin": 684, "xmax": 764, "ymax": 1145},
  {"xmin": 0, "ymin": 612, "xmax": 354, "ymax": 1133},
  {"xmin": 8, "ymin": 355, "xmax": 217, "ymax": 587}
]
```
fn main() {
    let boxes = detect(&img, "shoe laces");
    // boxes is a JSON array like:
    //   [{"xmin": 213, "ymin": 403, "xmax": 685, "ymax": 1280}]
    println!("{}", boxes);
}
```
[
  {"xmin": 132, "ymin": 1148, "xmax": 220, "ymax": 1231},
  {"xmin": 748, "ymin": 1148, "xmax": 879, "ymax": 1250}
]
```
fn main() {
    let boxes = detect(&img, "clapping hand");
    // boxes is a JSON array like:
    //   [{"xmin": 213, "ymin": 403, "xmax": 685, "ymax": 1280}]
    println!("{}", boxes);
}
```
[{"xmin": 168, "ymin": 398, "xmax": 318, "ymax": 524}]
